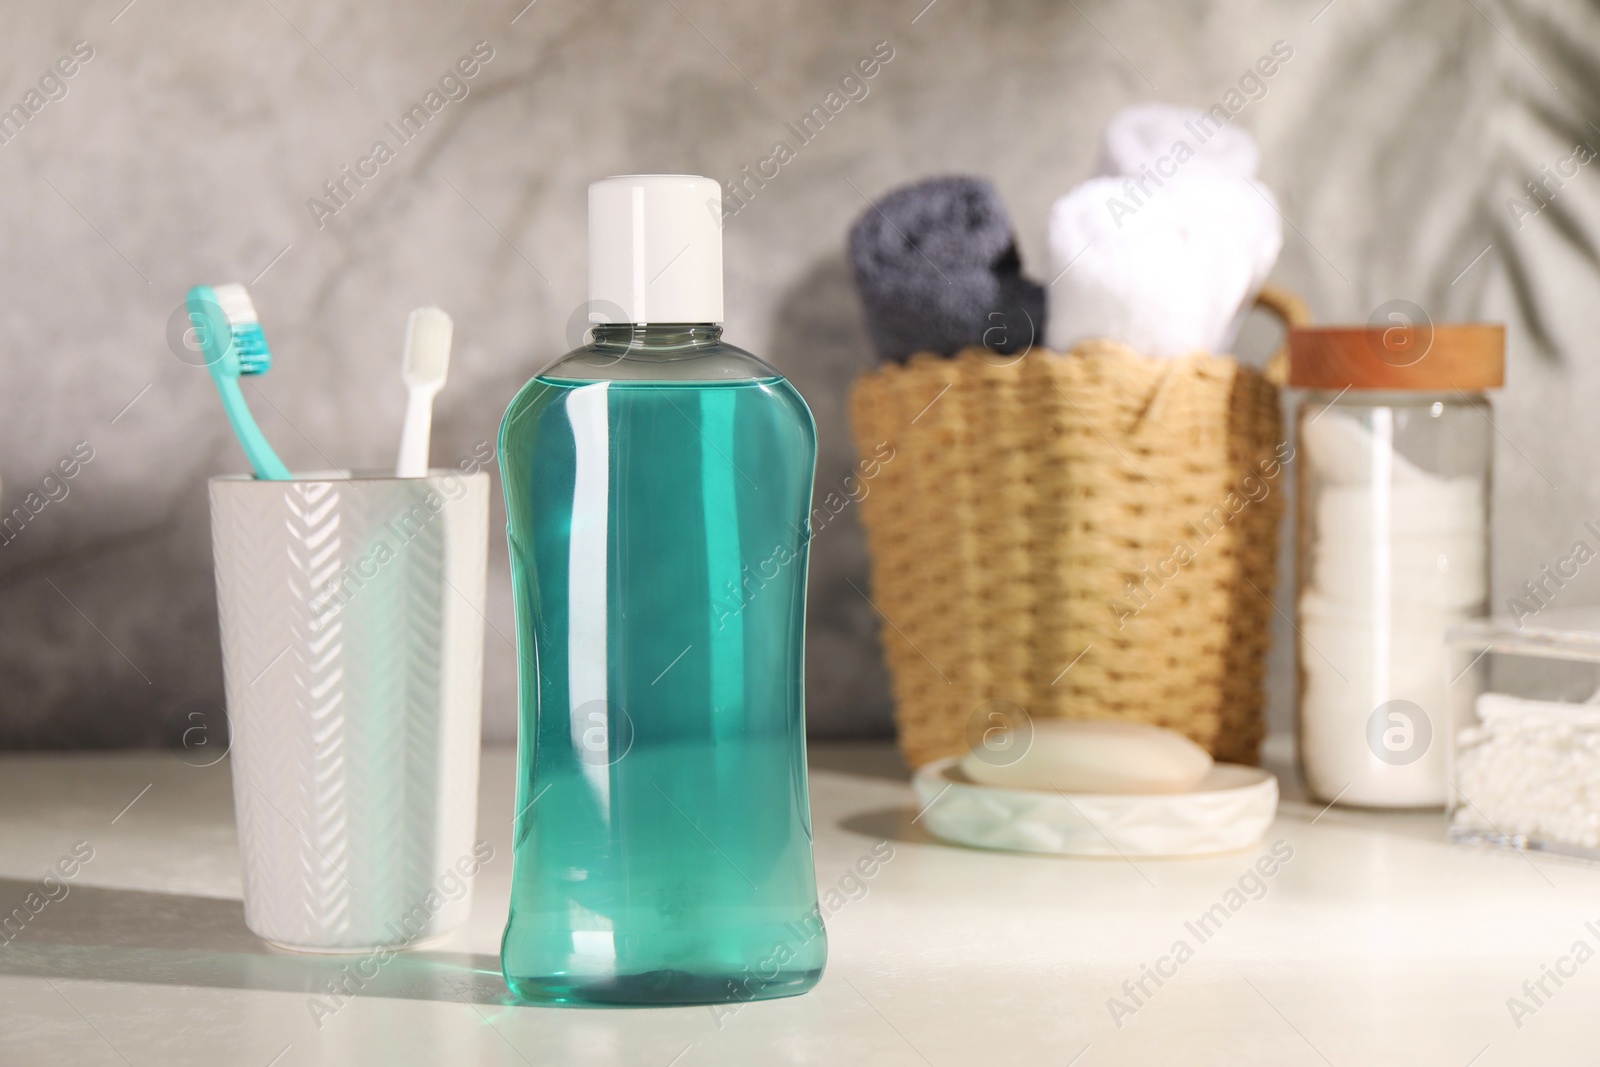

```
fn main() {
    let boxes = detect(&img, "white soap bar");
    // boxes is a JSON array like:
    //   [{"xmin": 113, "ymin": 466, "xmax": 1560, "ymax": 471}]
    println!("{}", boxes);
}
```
[{"xmin": 960, "ymin": 720, "xmax": 1214, "ymax": 795}]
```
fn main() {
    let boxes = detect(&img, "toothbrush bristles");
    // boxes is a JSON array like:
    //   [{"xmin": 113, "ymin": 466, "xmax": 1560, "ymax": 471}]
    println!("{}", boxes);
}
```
[
  {"xmin": 402, "ymin": 307, "xmax": 453, "ymax": 387},
  {"xmin": 211, "ymin": 284, "xmax": 258, "ymax": 324},
  {"xmin": 210, "ymin": 282, "xmax": 271, "ymax": 375}
]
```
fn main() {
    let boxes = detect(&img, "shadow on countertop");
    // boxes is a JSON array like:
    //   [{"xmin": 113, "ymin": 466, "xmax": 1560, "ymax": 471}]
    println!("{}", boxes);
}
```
[
  {"xmin": 835, "ymin": 808, "xmax": 943, "ymax": 849},
  {"xmin": 0, "ymin": 878, "xmax": 513, "ymax": 1008},
  {"xmin": 809, "ymin": 741, "xmax": 947, "ymax": 846}
]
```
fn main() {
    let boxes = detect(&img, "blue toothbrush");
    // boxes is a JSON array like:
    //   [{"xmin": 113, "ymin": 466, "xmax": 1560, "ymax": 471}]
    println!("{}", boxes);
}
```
[{"xmin": 188, "ymin": 283, "xmax": 291, "ymax": 480}]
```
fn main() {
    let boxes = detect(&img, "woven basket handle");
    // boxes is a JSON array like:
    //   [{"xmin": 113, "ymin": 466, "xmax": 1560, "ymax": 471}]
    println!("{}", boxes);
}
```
[{"xmin": 1254, "ymin": 283, "xmax": 1311, "ymax": 385}]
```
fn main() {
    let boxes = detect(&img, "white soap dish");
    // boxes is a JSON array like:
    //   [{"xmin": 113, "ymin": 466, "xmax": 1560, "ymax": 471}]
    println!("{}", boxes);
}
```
[{"xmin": 912, "ymin": 757, "xmax": 1279, "ymax": 858}]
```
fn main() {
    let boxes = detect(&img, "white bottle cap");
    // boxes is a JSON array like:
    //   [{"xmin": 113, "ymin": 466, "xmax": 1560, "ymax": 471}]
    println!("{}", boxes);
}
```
[{"xmin": 588, "ymin": 174, "xmax": 724, "ymax": 325}]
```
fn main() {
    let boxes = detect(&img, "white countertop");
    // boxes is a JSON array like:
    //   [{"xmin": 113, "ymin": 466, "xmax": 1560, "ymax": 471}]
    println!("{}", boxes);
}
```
[{"xmin": 0, "ymin": 740, "xmax": 1594, "ymax": 1066}]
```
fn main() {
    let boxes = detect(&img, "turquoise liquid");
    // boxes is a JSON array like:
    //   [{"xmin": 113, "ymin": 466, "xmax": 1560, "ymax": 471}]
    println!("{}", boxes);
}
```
[{"xmin": 498, "ymin": 373, "xmax": 826, "ymax": 1005}]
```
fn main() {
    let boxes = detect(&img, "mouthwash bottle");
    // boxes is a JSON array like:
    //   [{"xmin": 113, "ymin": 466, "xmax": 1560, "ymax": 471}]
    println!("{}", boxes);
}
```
[{"xmin": 498, "ymin": 175, "xmax": 826, "ymax": 1005}]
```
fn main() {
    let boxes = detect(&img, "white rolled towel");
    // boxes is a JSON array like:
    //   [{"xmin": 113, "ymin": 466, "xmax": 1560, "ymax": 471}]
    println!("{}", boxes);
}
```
[
  {"xmin": 1095, "ymin": 103, "xmax": 1261, "ymax": 181},
  {"xmin": 1045, "ymin": 174, "xmax": 1280, "ymax": 357},
  {"xmin": 1091, "ymin": 104, "xmax": 1278, "ymax": 353}
]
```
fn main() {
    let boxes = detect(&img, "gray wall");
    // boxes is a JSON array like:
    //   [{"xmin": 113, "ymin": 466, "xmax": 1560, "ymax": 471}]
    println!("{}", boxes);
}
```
[{"xmin": 0, "ymin": 0, "xmax": 1586, "ymax": 747}]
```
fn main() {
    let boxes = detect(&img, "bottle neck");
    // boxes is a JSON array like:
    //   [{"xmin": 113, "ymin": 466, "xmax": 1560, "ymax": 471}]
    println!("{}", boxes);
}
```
[{"xmin": 589, "ymin": 323, "xmax": 723, "ymax": 353}]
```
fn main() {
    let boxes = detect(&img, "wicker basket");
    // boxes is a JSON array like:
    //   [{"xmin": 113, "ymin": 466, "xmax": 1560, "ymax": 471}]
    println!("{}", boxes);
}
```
[{"xmin": 848, "ymin": 287, "xmax": 1306, "ymax": 770}]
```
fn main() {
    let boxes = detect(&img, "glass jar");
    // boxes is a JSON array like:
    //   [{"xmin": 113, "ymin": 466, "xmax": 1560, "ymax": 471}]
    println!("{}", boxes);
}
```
[{"xmin": 1290, "ymin": 323, "xmax": 1503, "ymax": 808}]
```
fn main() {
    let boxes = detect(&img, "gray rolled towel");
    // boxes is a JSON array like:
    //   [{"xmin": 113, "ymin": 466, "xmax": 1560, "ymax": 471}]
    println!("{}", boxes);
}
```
[{"xmin": 848, "ymin": 175, "xmax": 1045, "ymax": 362}]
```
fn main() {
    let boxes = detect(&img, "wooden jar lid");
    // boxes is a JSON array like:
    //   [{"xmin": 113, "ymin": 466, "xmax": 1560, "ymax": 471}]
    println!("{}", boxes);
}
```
[{"xmin": 1288, "ymin": 323, "xmax": 1504, "ymax": 391}]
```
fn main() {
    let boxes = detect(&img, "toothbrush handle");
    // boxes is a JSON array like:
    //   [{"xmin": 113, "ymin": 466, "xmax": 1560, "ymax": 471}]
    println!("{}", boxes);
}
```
[
  {"xmin": 216, "ymin": 375, "xmax": 292, "ymax": 480},
  {"xmin": 396, "ymin": 389, "xmax": 434, "ymax": 478}
]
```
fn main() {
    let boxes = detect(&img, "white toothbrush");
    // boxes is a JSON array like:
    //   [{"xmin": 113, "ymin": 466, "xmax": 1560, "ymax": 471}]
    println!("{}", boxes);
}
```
[{"xmin": 395, "ymin": 306, "xmax": 453, "ymax": 478}]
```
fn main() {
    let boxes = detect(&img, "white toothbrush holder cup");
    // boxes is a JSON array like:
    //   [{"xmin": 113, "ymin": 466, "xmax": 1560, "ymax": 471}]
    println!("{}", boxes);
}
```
[{"xmin": 208, "ymin": 470, "xmax": 489, "ymax": 953}]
